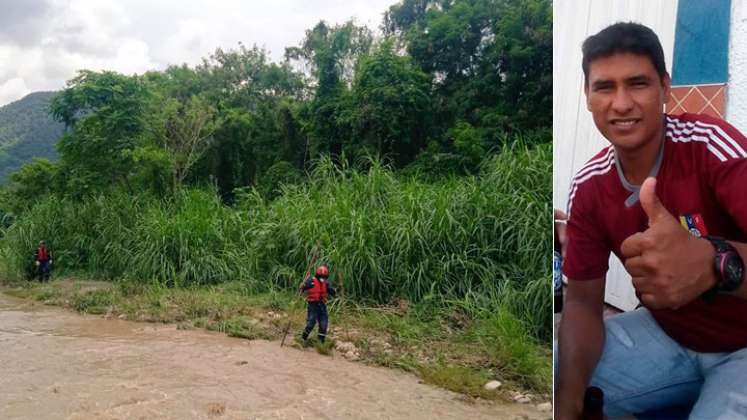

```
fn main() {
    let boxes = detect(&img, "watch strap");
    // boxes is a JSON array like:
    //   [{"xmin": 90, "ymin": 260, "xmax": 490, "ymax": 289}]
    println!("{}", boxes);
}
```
[{"xmin": 703, "ymin": 236, "xmax": 744, "ymax": 300}]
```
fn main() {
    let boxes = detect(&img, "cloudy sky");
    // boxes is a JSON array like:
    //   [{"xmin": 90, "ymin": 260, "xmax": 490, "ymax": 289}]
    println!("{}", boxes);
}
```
[{"xmin": 0, "ymin": 0, "xmax": 398, "ymax": 106}]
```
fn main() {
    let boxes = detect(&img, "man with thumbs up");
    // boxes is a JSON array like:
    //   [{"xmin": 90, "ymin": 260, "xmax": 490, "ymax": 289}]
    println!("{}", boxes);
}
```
[{"xmin": 555, "ymin": 22, "xmax": 747, "ymax": 419}]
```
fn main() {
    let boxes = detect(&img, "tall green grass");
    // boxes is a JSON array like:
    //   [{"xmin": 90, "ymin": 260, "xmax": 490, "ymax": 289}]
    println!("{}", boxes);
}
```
[{"xmin": 1, "ymin": 143, "xmax": 551, "ymax": 339}]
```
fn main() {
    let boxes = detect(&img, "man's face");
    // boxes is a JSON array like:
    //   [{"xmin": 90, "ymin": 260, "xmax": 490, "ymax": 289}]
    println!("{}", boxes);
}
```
[{"xmin": 585, "ymin": 52, "xmax": 671, "ymax": 152}]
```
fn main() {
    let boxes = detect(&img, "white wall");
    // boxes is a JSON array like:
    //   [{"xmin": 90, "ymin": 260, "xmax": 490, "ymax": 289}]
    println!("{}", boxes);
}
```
[
  {"xmin": 553, "ymin": 0, "xmax": 679, "ymax": 310},
  {"xmin": 727, "ymin": 0, "xmax": 747, "ymax": 131}
]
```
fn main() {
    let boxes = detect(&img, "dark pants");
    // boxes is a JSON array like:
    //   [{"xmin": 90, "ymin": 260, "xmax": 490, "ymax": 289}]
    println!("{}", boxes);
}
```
[
  {"xmin": 302, "ymin": 301, "xmax": 328, "ymax": 342},
  {"xmin": 37, "ymin": 260, "xmax": 50, "ymax": 282}
]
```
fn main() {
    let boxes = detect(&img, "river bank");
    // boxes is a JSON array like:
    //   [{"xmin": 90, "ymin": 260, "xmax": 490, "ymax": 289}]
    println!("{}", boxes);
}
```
[
  {"xmin": 0, "ymin": 290, "xmax": 556, "ymax": 419},
  {"xmin": 1, "ymin": 277, "xmax": 552, "ymax": 414}
]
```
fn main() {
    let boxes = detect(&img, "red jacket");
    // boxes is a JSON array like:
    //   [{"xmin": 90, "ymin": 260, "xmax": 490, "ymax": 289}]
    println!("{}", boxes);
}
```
[
  {"xmin": 35, "ymin": 246, "xmax": 50, "ymax": 262},
  {"xmin": 301, "ymin": 276, "xmax": 337, "ymax": 304}
]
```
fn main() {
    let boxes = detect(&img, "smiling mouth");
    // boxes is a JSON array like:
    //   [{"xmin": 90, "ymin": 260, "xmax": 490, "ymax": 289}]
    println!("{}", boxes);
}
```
[{"xmin": 610, "ymin": 118, "xmax": 641, "ymax": 127}]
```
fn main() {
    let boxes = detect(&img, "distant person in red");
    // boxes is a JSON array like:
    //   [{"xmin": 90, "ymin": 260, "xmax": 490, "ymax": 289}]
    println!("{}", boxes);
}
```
[
  {"xmin": 34, "ymin": 240, "xmax": 53, "ymax": 282},
  {"xmin": 299, "ymin": 265, "xmax": 338, "ymax": 344}
]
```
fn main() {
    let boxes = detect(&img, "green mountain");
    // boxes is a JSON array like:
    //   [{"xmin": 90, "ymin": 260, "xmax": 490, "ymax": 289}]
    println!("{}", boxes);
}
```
[{"xmin": 0, "ymin": 91, "xmax": 63, "ymax": 183}]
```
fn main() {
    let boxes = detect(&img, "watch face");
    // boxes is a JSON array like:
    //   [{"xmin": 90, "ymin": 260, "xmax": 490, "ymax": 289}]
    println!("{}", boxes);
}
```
[{"xmin": 721, "ymin": 251, "xmax": 745, "ymax": 291}]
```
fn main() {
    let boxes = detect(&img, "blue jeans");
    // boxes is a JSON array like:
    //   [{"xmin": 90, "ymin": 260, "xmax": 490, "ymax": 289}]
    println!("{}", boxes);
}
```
[
  {"xmin": 37, "ymin": 260, "xmax": 51, "ymax": 281},
  {"xmin": 556, "ymin": 308, "xmax": 747, "ymax": 418},
  {"xmin": 302, "ymin": 302, "xmax": 328, "ymax": 342}
]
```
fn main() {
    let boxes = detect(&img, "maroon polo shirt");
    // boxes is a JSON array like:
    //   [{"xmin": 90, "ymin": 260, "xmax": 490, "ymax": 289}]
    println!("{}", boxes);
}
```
[{"xmin": 564, "ymin": 113, "xmax": 747, "ymax": 352}]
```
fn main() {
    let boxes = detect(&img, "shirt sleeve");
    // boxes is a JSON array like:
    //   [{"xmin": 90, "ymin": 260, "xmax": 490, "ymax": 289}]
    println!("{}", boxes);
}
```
[
  {"xmin": 704, "ymin": 117, "xmax": 747, "ymax": 234},
  {"xmin": 300, "ymin": 277, "xmax": 314, "ymax": 291},
  {"xmin": 563, "ymin": 181, "xmax": 611, "ymax": 281}
]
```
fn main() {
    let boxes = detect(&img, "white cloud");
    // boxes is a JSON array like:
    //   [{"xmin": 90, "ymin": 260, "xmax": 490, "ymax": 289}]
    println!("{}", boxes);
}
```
[
  {"xmin": 0, "ymin": 78, "xmax": 31, "ymax": 107},
  {"xmin": 0, "ymin": 0, "xmax": 398, "ymax": 106},
  {"xmin": 0, "ymin": 0, "xmax": 53, "ymax": 47},
  {"xmin": 107, "ymin": 39, "xmax": 153, "ymax": 75}
]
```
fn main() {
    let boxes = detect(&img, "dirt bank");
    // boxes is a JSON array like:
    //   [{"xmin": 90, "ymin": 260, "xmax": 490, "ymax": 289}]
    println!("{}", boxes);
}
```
[{"xmin": 0, "ymin": 292, "xmax": 550, "ymax": 419}]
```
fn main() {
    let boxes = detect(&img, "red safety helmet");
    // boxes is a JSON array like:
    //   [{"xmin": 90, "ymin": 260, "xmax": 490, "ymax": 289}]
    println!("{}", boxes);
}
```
[{"xmin": 315, "ymin": 265, "xmax": 330, "ymax": 278}]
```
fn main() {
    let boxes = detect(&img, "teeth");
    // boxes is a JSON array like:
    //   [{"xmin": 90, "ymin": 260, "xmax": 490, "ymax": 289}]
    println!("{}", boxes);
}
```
[{"xmin": 614, "ymin": 120, "xmax": 636, "ymax": 126}]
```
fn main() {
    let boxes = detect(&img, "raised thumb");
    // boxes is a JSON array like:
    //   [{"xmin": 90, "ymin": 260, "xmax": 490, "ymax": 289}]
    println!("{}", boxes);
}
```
[{"xmin": 639, "ymin": 177, "xmax": 668, "ymax": 225}]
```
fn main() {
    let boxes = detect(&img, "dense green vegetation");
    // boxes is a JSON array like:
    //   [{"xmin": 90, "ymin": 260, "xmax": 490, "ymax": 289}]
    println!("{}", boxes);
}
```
[
  {"xmin": 0, "ymin": 0, "xmax": 552, "ymax": 392},
  {"xmin": 0, "ymin": 92, "xmax": 63, "ymax": 182},
  {"xmin": 3, "ymin": 145, "xmax": 550, "ymax": 336}
]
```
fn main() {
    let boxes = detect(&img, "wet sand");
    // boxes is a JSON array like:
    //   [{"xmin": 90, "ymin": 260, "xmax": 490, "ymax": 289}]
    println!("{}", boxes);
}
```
[{"xmin": 0, "ymin": 292, "xmax": 548, "ymax": 419}]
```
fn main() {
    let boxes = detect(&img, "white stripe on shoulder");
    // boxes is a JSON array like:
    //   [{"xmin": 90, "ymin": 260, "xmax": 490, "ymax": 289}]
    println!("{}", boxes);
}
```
[
  {"xmin": 667, "ymin": 129, "xmax": 728, "ymax": 162},
  {"xmin": 575, "ymin": 146, "xmax": 614, "ymax": 178},
  {"xmin": 667, "ymin": 116, "xmax": 747, "ymax": 161},
  {"xmin": 667, "ymin": 118, "xmax": 735, "ymax": 159},
  {"xmin": 567, "ymin": 148, "xmax": 615, "ymax": 218},
  {"xmin": 574, "ymin": 145, "xmax": 615, "ymax": 172},
  {"xmin": 692, "ymin": 119, "xmax": 747, "ymax": 157}
]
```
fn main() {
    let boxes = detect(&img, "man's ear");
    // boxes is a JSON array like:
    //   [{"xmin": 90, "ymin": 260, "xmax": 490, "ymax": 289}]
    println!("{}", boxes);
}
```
[
  {"xmin": 661, "ymin": 72, "xmax": 672, "ymax": 107},
  {"xmin": 585, "ymin": 82, "xmax": 591, "ymax": 111}
]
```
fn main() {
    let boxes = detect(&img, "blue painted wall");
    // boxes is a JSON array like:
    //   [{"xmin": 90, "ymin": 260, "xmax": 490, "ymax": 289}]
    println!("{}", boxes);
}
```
[{"xmin": 671, "ymin": 0, "xmax": 731, "ymax": 85}]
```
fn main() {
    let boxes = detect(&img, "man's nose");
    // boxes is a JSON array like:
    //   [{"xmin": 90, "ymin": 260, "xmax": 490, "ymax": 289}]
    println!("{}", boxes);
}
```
[{"xmin": 611, "ymin": 87, "xmax": 634, "ymax": 114}]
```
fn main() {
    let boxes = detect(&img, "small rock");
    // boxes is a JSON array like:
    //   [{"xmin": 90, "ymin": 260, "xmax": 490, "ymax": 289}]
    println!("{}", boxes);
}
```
[
  {"xmin": 537, "ymin": 402, "xmax": 552, "ymax": 412},
  {"xmin": 516, "ymin": 396, "xmax": 531, "ymax": 404},
  {"xmin": 335, "ymin": 341, "xmax": 358, "ymax": 353},
  {"xmin": 333, "ymin": 340, "xmax": 361, "ymax": 360},
  {"xmin": 483, "ymin": 380, "xmax": 502, "ymax": 391},
  {"xmin": 118, "ymin": 314, "xmax": 126, "ymax": 319},
  {"xmin": 512, "ymin": 393, "xmax": 528, "ymax": 402}
]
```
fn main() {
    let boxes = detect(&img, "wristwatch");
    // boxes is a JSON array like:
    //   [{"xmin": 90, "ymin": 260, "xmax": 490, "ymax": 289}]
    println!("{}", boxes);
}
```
[{"xmin": 702, "ymin": 236, "xmax": 745, "ymax": 302}]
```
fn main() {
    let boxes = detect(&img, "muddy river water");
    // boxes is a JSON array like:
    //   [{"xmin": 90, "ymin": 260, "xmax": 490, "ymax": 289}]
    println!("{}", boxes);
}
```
[{"xmin": 0, "ymin": 292, "xmax": 547, "ymax": 419}]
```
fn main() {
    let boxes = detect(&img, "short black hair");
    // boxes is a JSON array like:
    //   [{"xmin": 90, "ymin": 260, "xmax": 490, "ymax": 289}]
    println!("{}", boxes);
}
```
[{"xmin": 582, "ymin": 22, "xmax": 667, "ymax": 84}]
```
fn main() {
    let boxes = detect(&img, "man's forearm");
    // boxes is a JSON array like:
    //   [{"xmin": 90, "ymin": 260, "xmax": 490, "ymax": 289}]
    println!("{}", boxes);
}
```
[{"xmin": 556, "ymin": 301, "xmax": 606, "ymax": 417}]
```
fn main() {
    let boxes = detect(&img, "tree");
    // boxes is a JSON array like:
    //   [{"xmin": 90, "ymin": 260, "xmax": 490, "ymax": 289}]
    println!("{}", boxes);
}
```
[
  {"xmin": 351, "ymin": 40, "xmax": 431, "ymax": 165},
  {"xmin": 4, "ymin": 158, "xmax": 58, "ymax": 215},
  {"xmin": 484, "ymin": 0, "xmax": 552, "ymax": 132},
  {"xmin": 183, "ymin": 44, "xmax": 307, "ymax": 197},
  {"xmin": 198, "ymin": 44, "xmax": 306, "ymax": 109},
  {"xmin": 50, "ymin": 70, "xmax": 148, "ymax": 196},
  {"xmin": 156, "ymin": 95, "xmax": 220, "ymax": 190},
  {"xmin": 286, "ymin": 20, "xmax": 373, "ymax": 95},
  {"xmin": 384, "ymin": 0, "xmax": 552, "ymax": 134},
  {"xmin": 287, "ymin": 20, "xmax": 373, "ymax": 158}
]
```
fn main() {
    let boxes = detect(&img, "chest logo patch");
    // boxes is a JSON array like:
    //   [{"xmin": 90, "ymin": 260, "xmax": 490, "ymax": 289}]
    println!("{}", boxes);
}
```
[{"xmin": 679, "ymin": 213, "xmax": 709, "ymax": 237}]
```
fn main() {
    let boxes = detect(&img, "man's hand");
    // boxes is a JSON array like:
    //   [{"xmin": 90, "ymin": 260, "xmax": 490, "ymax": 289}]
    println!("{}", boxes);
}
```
[
  {"xmin": 35, "ymin": 261, "xmax": 40, "ymax": 267},
  {"xmin": 620, "ymin": 177, "xmax": 716, "ymax": 309}
]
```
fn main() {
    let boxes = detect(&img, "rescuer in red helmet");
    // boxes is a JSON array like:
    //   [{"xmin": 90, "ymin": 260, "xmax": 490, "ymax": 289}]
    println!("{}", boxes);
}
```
[
  {"xmin": 34, "ymin": 240, "xmax": 53, "ymax": 282},
  {"xmin": 299, "ymin": 264, "xmax": 338, "ymax": 343}
]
